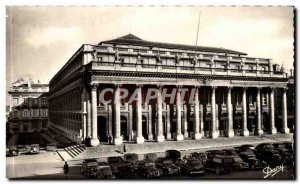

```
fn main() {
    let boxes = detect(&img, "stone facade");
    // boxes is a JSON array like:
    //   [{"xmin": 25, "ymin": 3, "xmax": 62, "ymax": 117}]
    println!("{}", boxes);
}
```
[{"xmin": 48, "ymin": 34, "xmax": 292, "ymax": 146}]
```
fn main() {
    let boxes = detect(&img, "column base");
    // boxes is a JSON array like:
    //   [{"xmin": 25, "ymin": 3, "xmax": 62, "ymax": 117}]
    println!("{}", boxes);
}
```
[
  {"xmin": 281, "ymin": 128, "xmax": 290, "ymax": 134},
  {"xmin": 156, "ymin": 135, "xmax": 165, "ymax": 142},
  {"xmin": 166, "ymin": 133, "xmax": 172, "ymax": 140},
  {"xmin": 183, "ymin": 131, "xmax": 189, "ymax": 139},
  {"xmin": 269, "ymin": 128, "xmax": 277, "ymax": 134},
  {"xmin": 90, "ymin": 138, "xmax": 100, "ymax": 147},
  {"xmin": 113, "ymin": 137, "xmax": 123, "ymax": 145},
  {"xmin": 148, "ymin": 134, "xmax": 153, "ymax": 141},
  {"xmin": 135, "ymin": 136, "xmax": 145, "ymax": 144},
  {"xmin": 254, "ymin": 129, "xmax": 264, "ymax": 136},
  {"xmin": 175, "ymin": 133, "xmax": 184, "ymax": 141},
  {"xmin": 226, "ymin": 130, "xmax": 234, "ymax": 138},
  {"xmin": 209, "ymin": 131, "xmax": 219, "ymax": 139},
  {"xmin": 193, "ymin": 132, "xmax": 202, "ymax": 140},
  {"xmin": 241, "ymin": 130, "xmax": 249, "ymax": 136}
]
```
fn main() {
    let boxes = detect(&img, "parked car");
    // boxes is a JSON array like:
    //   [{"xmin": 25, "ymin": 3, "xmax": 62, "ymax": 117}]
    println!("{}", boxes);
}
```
[
  {"xmin": 107, "ymin": 156, "xmax": 131, "ymax": 176},
  {"xmin": 178, "ymin": 158, "xmax": 205, "ymax": 175},
  {"xmin": 189, "ymin": 152, "xmax": 208, "ymax": 165},
  {"xmin": 7, "ymin": 146, "xmax": 19, "ymax": 157},
  {"xmin": 165, "ymin": 150, "xmax": 181, "ymax": 163},
  {"xmin": 231, "ymin": 155, "xmax": 249, "ymax": 170},
  {"xmin": 16, "ymin": 144, "xmax": 40, "ymax": 154},
  {"xmin": 272, "ymin": 142, "xmax": 294, "ymax": 168},
  {"xmin": 255, "ymin": 143, "xmax": 282, "ymax": 167},
  {"xmin": 80, "ymin": 159, "xmax": 99, "ymax": 178},
  {"xmin": 118, "ymin": 154, "xmax": 139, "ymax": 178},
  {"xmin": 222, "ymin": 149, "xmax": 239, "ymax": 156},
  {"xmin": 144, "ymin": 153, "xmax": 158, "ymax": 162},
  {"xmin": 96, "ymin": 162, "xmax": 115, "ymax": 179},
  {"xmin": 155, "ymin": 158, "xmax": 181, "ymax": 176},
  {"xmin": 137, "ymin": 160, "xmax": 163, "ymax": 178},
  {"xmin": 205, "ymin": 150, "xmax": 224, "ymax": 157},
  {"xmin": 124, "ymin": 153, "xmax": 139, "ymax": 164},
  {"xmin": 239, "ymin": 154, "xmax": 266, "ymax": 170},
  {"xmin": 205, "ymin": 155, "xmax": 234, "ymax": 175}
]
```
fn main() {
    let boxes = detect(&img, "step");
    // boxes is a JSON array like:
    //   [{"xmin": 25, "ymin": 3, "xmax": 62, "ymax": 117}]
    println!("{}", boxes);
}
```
[{"xmin": 57, "ymin": 150, "xmax": 73, "ymax": 161}]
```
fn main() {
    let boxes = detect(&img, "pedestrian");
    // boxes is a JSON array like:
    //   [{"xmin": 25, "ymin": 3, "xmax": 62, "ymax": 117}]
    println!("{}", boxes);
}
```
[
  {"xmin": 108, "ymin": 135, "xmax": 112, "ymax": 145},
  {"xmin": 123, "ymin": 144, "xmax": 126, "ymax": 153},
  {"xmin": 63, "ymin": 161, "xmax": 69, "ymax": 177}
]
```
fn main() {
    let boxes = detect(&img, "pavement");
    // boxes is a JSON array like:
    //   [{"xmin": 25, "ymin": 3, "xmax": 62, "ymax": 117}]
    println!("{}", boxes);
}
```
[{"xmin": 6, "ymin": 133, "xmax": 294, "ymax": 179}]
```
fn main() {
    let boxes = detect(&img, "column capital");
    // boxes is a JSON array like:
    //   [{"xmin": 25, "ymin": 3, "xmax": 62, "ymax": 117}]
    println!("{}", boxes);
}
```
[
  {"xmin": 242, "ymin": 87, "xmax": 248, "ymax": 91},
  {"xmin": 157, "ymin": 84, "xmax": 163, "ymax": 90},
  {"xmin": 194, "ymin": 85, "xmax": 200, "ymax": 89},
  {"xmin": 282, "ymin": 87, "xmax": 288, "ymax": 92},
  {"xmin": 115, "ymin": 84, "xmax": 122, "ymax": 88},
  {"xmin": 176, "ymin": 85, "xmax": 183, "ymax": 89},
  {"xmin": 211, "ymin": 86, "xmax": 216, "ymax": 91},
  {"xmin": 136, "ymin": 84, "xmax": 143, "ymax": 88},
  {"xmin": 228, "ymin": 86, "xmax": 233, "ymax": 91},
  {"xmin": 91, "ymin": 83, "xmax": 98, "ymax": 91}
]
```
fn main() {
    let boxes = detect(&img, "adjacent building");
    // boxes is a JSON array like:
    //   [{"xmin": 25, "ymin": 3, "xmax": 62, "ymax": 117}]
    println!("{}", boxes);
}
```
[
  {"xmin": 7, "ymin": 78, "xmax": 49, "ymax": 133},
  {"xmin": 48, "ymin": 34, "xmax": 292, "ymax": 146}
]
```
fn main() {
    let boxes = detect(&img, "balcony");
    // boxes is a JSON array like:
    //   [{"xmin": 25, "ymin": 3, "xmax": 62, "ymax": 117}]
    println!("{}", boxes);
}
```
[{"xmin": 88, "ymin": 61, "xmax": 286, "ymax": 78}]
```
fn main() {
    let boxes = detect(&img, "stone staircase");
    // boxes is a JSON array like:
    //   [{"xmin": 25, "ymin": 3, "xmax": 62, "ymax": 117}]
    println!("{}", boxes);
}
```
[{"xmin": 64, "ymin": 144, "xmax": 86, "ymax": 158}]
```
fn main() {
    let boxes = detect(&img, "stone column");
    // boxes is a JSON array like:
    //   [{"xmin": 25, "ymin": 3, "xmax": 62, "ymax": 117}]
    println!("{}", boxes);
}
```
[
  {"xmin": 281, "ymin": 88, "xmax": 289, "ymax": 133},
  {"xmin": 82, "ymin": 88, "xmax": 87, "ymax": 142},
  {"xmin": 269, "ymin": 88, "xmax": 277, "ymax": 134},
  {"xmin": 193, "ymin": 86, "xmax": 201, "ymax": 140},
  {"xmin": 255, "ymin": 88, "xmax": 263, "ymax": 135},
  {"xmin": 148, "ymin": 105, "xmax": 153, "ymax": 140},
  {"xmin": 241, "ymin": 87, "xmax": 249, "ymax": 136},
  {"xmin": 166, "ymin": 105, "xmax": 172, "ymax": 139},
  {"xmin": 210, "ymin": 86, "xmax": 218, "ymax": 139},
  {"xmin": 200, "ymin": 104, "xmax": 204, "ymax": 134},
  {"xmin": 86, "ymin": 96, "xmax": 92, "ymax": 139},
  {"xmin": 175, "ymin": 86, "xmax": 184, "ymax": 141},
  {"xmin": 226, "ymin": 87, "xmax": 234, "ymax": 137},
  {"xmin": 156, "ymin": 85, "xmax": 165, "ymax": 142},
  {"xmin": 183, "ymin": 104, "xmax": 189, "ymax": 138},
  {"xmin": 90, "ymin": 84, "xmax": 100, "ymax": 146},
  {"xmin": 135, "ymin": 84, "xmax": 144, "ymax": 144},
  {"xmin": 113, "ymin": 84, "xmax": 123, "ymax": 145}
]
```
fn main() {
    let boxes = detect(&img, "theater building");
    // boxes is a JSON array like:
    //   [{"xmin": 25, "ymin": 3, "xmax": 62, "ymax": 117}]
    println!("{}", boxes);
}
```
[{"xmin": 48, "ymin": 34, "xmax": 291, "ymax": 146}]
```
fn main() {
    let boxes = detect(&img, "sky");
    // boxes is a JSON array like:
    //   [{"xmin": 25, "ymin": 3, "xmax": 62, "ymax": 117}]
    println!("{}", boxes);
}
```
[{"xmin": 6, "ymin": 6, "xmax": 294, "ymax": 98}]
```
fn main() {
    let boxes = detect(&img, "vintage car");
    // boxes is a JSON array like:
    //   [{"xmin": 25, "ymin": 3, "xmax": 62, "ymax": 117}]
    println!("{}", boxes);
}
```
[
  {"xmin": 80, "ymin": 159, "xmax": 99, "ymax": 178},
  {"xmin": 240, "ymin": 144, "xmax": 255, "ymax": 150},
  {"xmin": 205, "ymin": 155, "xmax": 234, "ymax": 175},
  {"xmin": 189, "ymin": 152, "xmax": 208, "ymax": 165},
  {"xmin": 7, "ymin": 146, "xmax": 19, "ymax": 157},
  {"xmin": 165, "ymin": 150, "xmax": 181, "ymax": 163},
  {"xmin": 16, "ymin": 144, "xmax": 40, "ymax": 154},
  {"xmin": 144, "ymin": 153, "xmax": 158, "ymax": 162},
  {"xmin": 107, "ymin": 156, "xmax": 131, "ymax": 177},
  {"xmin": 155, "ymin": 158, "xmax": 181, "ymax": 176},
  {"xmin": 205, "ymin": 150, "xmax": 224, "ymax": 157},
  {"xmin": 272, "ymin": 142, "xmax": 294, "ymax": 168},
  {"xmin": 231, "ymin": 155, "xmax": 249, "ymax": 170},
  {"xmin": 178, "ymin": 158, "xmax": 205, "ymax": 175},
  {"xmin": 124, "ymin": 153, "xmax": 139, "ymax": 164},
  {"xmin": 255, "ymin": 143, "xmax": 282, "ymax": 167},
  {"xmin": 96, "ymin": 162, "xmax": 115, "ymax": 179},
  {"xmin": 118, "ymin": 154, "xmax": 139, "ymax": 178},
  {"xmin": 137, "ymin": 160, "xmax": 163, "ymax": 178},
  {"xmin": 239, "ymin": 154, "xmax": 266, "ymax": 170},
  {"xmin": 221, "ymin": 149, "xmax": 239, "ymax": 156}
]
